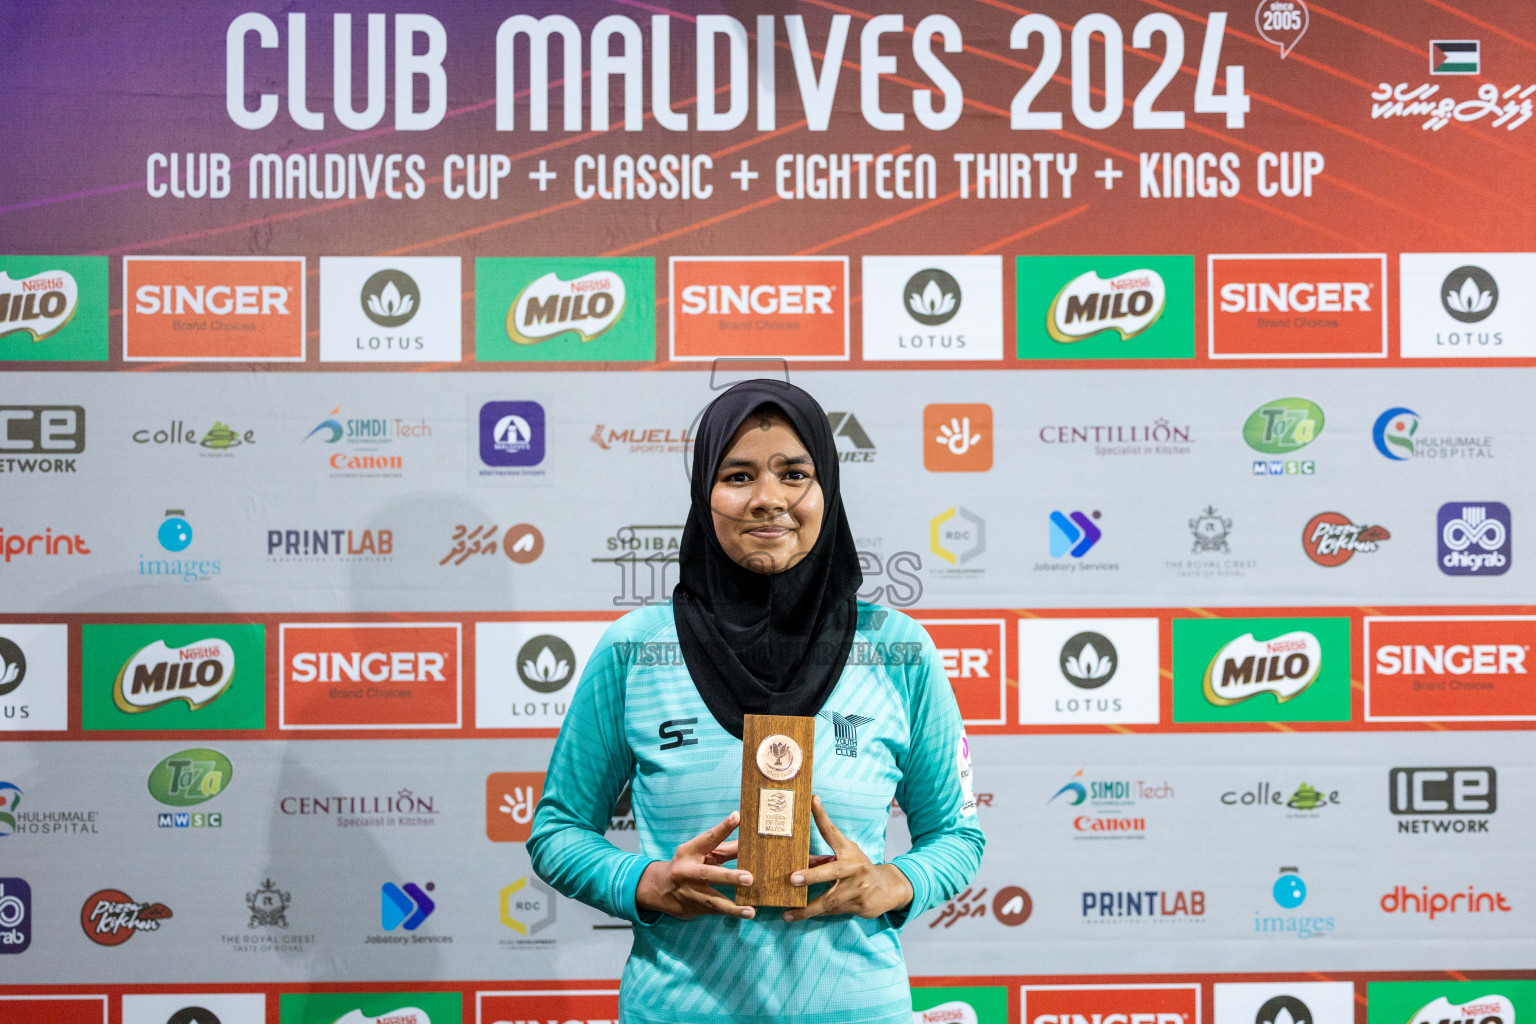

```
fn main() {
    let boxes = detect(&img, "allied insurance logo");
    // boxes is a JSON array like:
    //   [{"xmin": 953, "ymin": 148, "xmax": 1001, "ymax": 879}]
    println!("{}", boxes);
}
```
[
  {"xmin": 669, "ymin": 256, "xmax": 849, "ymax": 361},
  {"xmin": 1173, "ymin": 617, "xmax": 1351, "ymax": 723},
  {"xmin": 1208, "ymin": 254, "xmax": 1387, "ymax": 358},
  {"xmin": 1365, "ymin": 615, "xmax": 1536, "ymax": 721},
  {"xmin": 123, "ymin": 256, "xmax": 305, "ymax": 361},
  {"xmin": 1022, "ymin": 984, "xmax": 1200, "ymax": 1024},
  {"xmin": 1016, "ymin": 256, "xmax": 1194, "ymax": 361},
  {"xmin": 475, "ymin": 257, "xmax": 655, "ymax": 362},
  {"xmin": 279, "ymin": 622, "xmax": 462, "ymax": 729}
]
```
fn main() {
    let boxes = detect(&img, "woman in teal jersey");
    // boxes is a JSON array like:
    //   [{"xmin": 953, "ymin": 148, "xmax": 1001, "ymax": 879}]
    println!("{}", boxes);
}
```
[{"xmin": 529, "ymin": 379, "xmax": 985, "ymax": 1024}]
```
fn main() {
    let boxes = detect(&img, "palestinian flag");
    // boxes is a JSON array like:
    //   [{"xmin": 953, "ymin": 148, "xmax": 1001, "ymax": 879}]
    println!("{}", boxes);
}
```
[{"xmin": 1431, "ymin": 39, "xmax": 1480, "ymax": 75}]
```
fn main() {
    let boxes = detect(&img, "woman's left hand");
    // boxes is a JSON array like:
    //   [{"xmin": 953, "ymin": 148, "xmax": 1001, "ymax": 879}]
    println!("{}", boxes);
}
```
[{"xmin": 781, "ymin": 795, "xmax": 914, "ymax": 922}]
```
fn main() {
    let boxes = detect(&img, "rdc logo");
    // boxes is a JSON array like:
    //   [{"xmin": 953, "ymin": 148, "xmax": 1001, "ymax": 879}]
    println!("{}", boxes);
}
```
[
  {"xmin": 0, "ymin": 877, "xmax": 31, "ymax": 954},
  {"xmin": 1437, "ymin": 502, "xmax": 1511, "ymax": 576}
]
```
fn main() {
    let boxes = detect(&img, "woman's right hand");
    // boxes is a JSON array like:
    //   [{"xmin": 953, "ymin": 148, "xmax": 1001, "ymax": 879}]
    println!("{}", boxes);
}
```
[{"xmin": 635, "ymin": 810, "xmax": 756, "ymax": 920}]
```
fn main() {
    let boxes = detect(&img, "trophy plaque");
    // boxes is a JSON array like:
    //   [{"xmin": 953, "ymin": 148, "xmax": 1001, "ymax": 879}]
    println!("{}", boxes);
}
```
[{"xmin": 734, "ymin": 713, "xmax": 815, "ymax": 907}]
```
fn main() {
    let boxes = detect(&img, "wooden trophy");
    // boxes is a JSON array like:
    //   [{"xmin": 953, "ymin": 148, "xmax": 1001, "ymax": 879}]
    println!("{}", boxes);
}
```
[{"xmin": 734, "ymin": 713, "xmax": 815, "ymax": 908}]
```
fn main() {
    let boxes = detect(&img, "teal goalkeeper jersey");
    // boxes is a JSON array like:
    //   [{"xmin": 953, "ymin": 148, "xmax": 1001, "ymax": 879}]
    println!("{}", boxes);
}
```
[{"xmin": 528, "ymin": 601, "xmax": 986, "ymax": 1024}]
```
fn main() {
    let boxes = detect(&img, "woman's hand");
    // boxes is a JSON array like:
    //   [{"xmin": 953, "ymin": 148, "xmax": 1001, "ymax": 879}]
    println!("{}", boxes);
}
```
[
  {"xmin": 781, "ymin": 795, "xmax": 914, "ymax": 922},
  {"xmin": 636, "ymin": 810, "xmax": 757, "ymax": 920}
]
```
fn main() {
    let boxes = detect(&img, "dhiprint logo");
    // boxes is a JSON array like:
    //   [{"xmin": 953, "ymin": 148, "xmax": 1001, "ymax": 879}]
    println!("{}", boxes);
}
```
[
  {"xmin": 1302, "ymin": 512, "xmax": 1389, "ymax": 566},
  {"xmin": 360, "ymin": 270, "xmax": 419, "ymax": 328},
  {"xmin": 0, "ymin": 624, "xmax": 69, "ymax": 731},
  {"xmin": 380, "ymin": 882, "xmax": 435, "ymax": 931},
  {"xmin": 0, "ymin": 256, "xmax": 108, "ymax": 361},
  {"xmin": 124, "ymin": 256, "xmax": 305, "ymax": 361},
  {"xmin": 931, "ymin": 507, "xmax": 986, "ymax": 565},
  {"xmin": 1441, "ymin": 266, "xmax": 1497, "ymax": 322},
  {"xmin": 1048, "ymin": 268, "xmax": 1167, "ymax": 343},
  {"xmin": 476, "ymin": 257, "xmax": 655, "ymax": 362},
  {"xmin": 80, "ymin": 888, "xmax": 173, "ymax": 945},
  {"xmin": 1060, "ymin": 632, "xmax": 1116, "ymax": 688},
  {"xmin": 1437, "ymin": 502, "xmax": 1511, "ymax": 575},
  {"xmin": 279, "ymin": 622, "xmax": 462, "ymax": 730},
  {"xmin": 1017, "ymin": 255, "xmax": 1195, "ymax": 360},
  {"xmin": 1214, "ymin": 983, "xmax": 1356, "ymax": 1024},
  {"xmin": 1048, "ymin": 510, "xmax": 1101, "ymax": 558},
  {"xmin": 671, "ymin": 256, "xmax": 849, "ymax": 361},
  {"xmin": 863, "ymin": 256, "xmax": 1003, "ymax": 360},
  {"xmin": 918, "ymin": 618, "xmax": 1008, "ymax": 725},
  {"xmin": 1173, "ymin": 617, "xmax": 1351, "ymax": 723},
  {"xmin": 1366, "ymin": 616, "xmax": 1536, "ymax": 721},
  {"xmin": 1208, "ymin": 254, "xmax": 1387, "ymax": 358},
  {"xmin": 924, "ymin": 404, "xmax": 993, "ymax": 472},
  {"xmin": 1373, "ymin": 407, "xmax": 1419, "ymax": 460},
  {"xmin": 1022, "ymin": 984, "xmax": 1201, "ymax": 1024},
  {"xmin": 1379, "ymin": 884, "xmax": 1510, "ymax": 920},
  {"xmin": 818, "ymin": 710, "xmax": 873, "ymax": 757},
  {"xmin": 1019, "ymin": 618, "xmax": 1160, "ymax": 725},
  {"xmin": 1431, "ymin": 39, "xmax": 1480, "ymax": 75},
  {"xmin": 1400, "ymin": 253, "xmax": 1536, "ymax": 357},
  {"xmin": 475, "ymin": 621, "xmax": 609, "ymax": 730},
  {"xmin": 486, "ymin": 772, "xmax": 544, "ymax": 842},
  {"xmin": 904, "ymin": 269, "xmax": 961, "ymax": 326},
  {"xmin": 0, "ymin": 878, "xmax": 30, "ymax": 954}
]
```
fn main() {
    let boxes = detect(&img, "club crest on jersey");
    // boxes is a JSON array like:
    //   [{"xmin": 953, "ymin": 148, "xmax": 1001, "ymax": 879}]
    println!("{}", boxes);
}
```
[{"xmin": 819, "ymin": 710, "xmax": 874, "ymax": 757}]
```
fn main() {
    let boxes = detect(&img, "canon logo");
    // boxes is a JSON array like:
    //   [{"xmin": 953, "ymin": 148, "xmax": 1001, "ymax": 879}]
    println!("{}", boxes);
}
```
[
  {"xmin": 134, "ymin": 284, "xmax": 291, "ymax": 316},
  {"xmin": 1375, "ymin": 644, "xmax": 1526, "ymax": 675},
  {"xmin": 290, "ymin": 651, "xmax": 445, "ymax": 683},
  {"xmin": 1033, "ymin": 1015, "xmax": 1184, "ymax": 1024},
  {"xmin": 679, "ymin": 284, "xmax": 834, "ymax": 316},
  {"xmin": 1218, "ymin": 281, "xmax": 1370, "ymax": 314},
  {"xmin": 938, "ymin": 648, "xmax": 990, "ymax": 678}
]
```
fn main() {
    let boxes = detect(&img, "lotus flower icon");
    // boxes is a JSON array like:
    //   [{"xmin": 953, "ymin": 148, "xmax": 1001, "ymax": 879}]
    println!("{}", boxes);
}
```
[
  {"xmin": 367, "ymin": 279, "xmax": 414, "ymax": 320},
  {"xmin": 1064, "ymin": 643, "xmax": 1113, "ymax": 682},
  {"xmin": 909, "ymin": 278, "xmax": 957, "ymax": 319},
  {"xmin": 1446, "ymin": 275, "xmax": 1492, "ymax": 315},
  {"xmin": 902, "ymin": 268, "xmax": 962, "ymax": 326},
  {"xmin": 522, "ymin": 645, "xmax": 570, "ymax": 685},
  {"xmin": 1440, "ymin": 265, "xmax": 1498, "ymax": 323},
  {"xmin": 0, "ymin": 658, "xmax": 18, "ymax": 688},
  {"xmin": 360, "ymin": 269, "xmax": 421, "ymax": 327}
]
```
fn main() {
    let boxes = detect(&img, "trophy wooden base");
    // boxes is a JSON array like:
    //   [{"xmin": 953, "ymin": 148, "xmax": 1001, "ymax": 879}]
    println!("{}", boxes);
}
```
[{"xmin": 734, "ymin": 713, "xmax": 815, "ymax": 908}]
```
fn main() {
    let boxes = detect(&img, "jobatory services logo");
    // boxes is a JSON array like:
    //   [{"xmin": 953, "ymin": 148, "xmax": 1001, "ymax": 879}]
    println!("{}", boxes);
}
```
[
  {"xmin": 1437, "ymin": 502, "xmax": 1511, "ymax": 576},
  {"xmin": 1208, "ymin": 254, "xmax": 1387, "ymax": 357},
  {"xmin": 279, "ymin": 622, "xmax": 462, "ymax": 730},
  {"xmin": 320, "ymin": 257, "xmax": 462, "ymax": 362},
  {"xmin": 475, "ymin": 621, "xmax": 610, "ymax": 729},
  {"xmin": 0, "ymin": 623, "xmax": 68, "ymax": 731},
  {"xmin": 1, "ymin": 404, "xmax": 84, "ymax": 474},
  {"xmin": 1389, "ymin": 766, "xmax": 1496, "ymax": 834},
  {"xmin": 1044, "ymin": 510, "xmax": 1106, "ymax": 562},
  {"xmin": 1021, "ymin": 985, "xmax": 1201, "ymax": 1024},
  {"xmin": 1244, "ymin": 397, "xmax": 1323, "ymax": 476},
  {"xmin": 280, "ymin": 992, "xmax": 462, "ymax": 1024},
  {"xmin": 0, "ymin": 256, "xmax": 108, "ymax": 361},
  {"xmin": 379, "ymin": 881, "xmax": 436, "ymax": 932},
  {"xmin": 303, "ymin": 404, "xmax": 432, "ymax": 479},
  {"xmin": 1301, "ymin": 512, "xmax": 1390, "ymax": 566},
  {"xmin": 670, "ymin": 256, "xmax": 849, "ymax": 361},
  {"xmin": 924, "ymin": 404, "xmax": 992, "ymax": 472},
  {"xmin": 476, "ymin": 257, "xmax": 655, "ymax": 362},
  {"xmin": 1365, "ymin": 616, "xmax": 1534, "ymax": 721},
  {"xmin": 1016, "ymin": 255, "xmax": 1194, "ymax": 360},
  {"xmin": 1365, "ymin": 981, "xmax": 1536, "ymax": 1024},
  {"xmin": 0, "ymin": 877, "xmax": 30, "ymax": 954},
  {"xmin": 1018, "ymin": 618, "xmax": 1160, "ymax": 725},
  {"xmin": 912, "ymin": 986, "xmax": 1009, "ymax": 1024},
  {"xmin": 1047, "ymin": 766, "xmax": 1173, "ymax": 840},
  {"xmin": 486, "ymin": 772, "xmax": 543, "ymax": 842},
  {"xmin": 1173, "ymin": 617, "xmax": 1350, "ymax": 723},
  {"xmin": 1400, "ymin": 253, "xmax": 1536, "ymax": 357},
  {"xmin": 122, "ymin": 993, "xmax": 267, "ymax": 1024},
  {"xmin": 1371, "ymin": 407, "xmax": 1494, "ymax": 461},
  {"xmin": 1431, "ymin": 39, "xmax": 1480, "ymax": 75},
  {"xmin": 124, "ymin": 256, "xmax": 305, "ymax": 361},
  {"xmin": 916, "ymin": 618, "xmax": 1007, "ymax": 725},
  {"xmin": 81, "ymin": 624, "xmax": 266, "ymax": 731},
  {"xmin": 81, "ymin": 888, "xmax": 172, "ymax": 946},
  {"xmin": 476, "ymin": 991, "xmax": 617, "ymax": 1024},
  {"xmin": 1214, "ymin": 983, "xmax": 1356, "ymax": 1024},
  {"xmin": 860, "ymin": 256, "xmax": 1003, "ymax": 360}
]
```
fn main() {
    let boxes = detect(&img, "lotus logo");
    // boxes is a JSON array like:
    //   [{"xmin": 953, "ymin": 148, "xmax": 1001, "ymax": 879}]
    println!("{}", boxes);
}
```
[
  {"xmin": 1047, "ymin": 268, "xmax": 1166, "ymax": 342},
  {"xmin": 0, "ymin": 636, "xmax": 24, "ymax": 697},
  {"xmin": 1060, "ymin": 632, "xmax": 1117, "ymax": 689},
  {"xmin": 360, "ymin": 269, "xmax": 420, "ymax": 328},
  {"xmin": 515, "ymin": 634, "xmax": 575, "ymax": 693},
  {"xmin": 510, "ymin": 270, "xmax": 625, "ymax": 344},
  {"xmin": 1440, "ymin": 266, "xmax": 1497, "ymax": 323},
  {"xmin": 1203, "ymin": 631, "xmax": 1321, "ymax": 706},
  {"xmin": 903, "ymin": 269, "xmax": 961, "ymax": 326}
]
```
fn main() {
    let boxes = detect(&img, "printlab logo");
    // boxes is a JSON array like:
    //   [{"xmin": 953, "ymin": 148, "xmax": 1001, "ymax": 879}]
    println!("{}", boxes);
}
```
[
  {"xmin": 904, "ymin": 269, "xmax": 962, "ymax": 326},
  {"xmin": 930, "ymin": 507, "xmax": 986, "ymax": 566},
  {"xmin": 380, "ymin": 882, "xmax": 436, "ymax": 932},
  {"xmin": 360, "ymin": 270, "xmax": 419, "ymax": 328},
  {"xmin": 1389, "ymin": 767, "xmax": 1495, "ymax": 834},
  {"xmin": 1049, "ymin": 510, "xmax": 1102, "ymax": 558},
  {"xmin": 1080, "ymin": 889, "xmax": 1205, "ymax": 922},
  {"xmin": 1441, "ymin": 266, "xmax": 1497, "ymax": 321},
  {"xmin": 1437, "ymin": 502, "xmax": 1511, "ymax": 576},
  {"xmin": 1, "ymin": 404, "xmax": 84, "ymax": 474},
  {"xmin": 247, "ymin": 879, "xmax": 291, "ymax": 928},
  {"xmin": 486, "ymin": 772, "xmax": 544, "ymax": 842},
  {"xmin": 1244, "ymin": 397, "xmax": 1322, "ymax": 476},
  {"xmin": 818, "ymin": 710, "xmax": 874, "ymax": 757},
  {"xmin": 81, "ymin": 888, "xmax": 172, "ymax": 945},
  {"xmin": 827, "ymin": 411, "xmax": 876, "ymax": 464},
  {"xmin": 1431, "ymin": 40, "xmax": 1480, "ymax": 75},
  {"xmin": 1256, "ymin": 865, "xmax": 1334, "ymax": 939},
  {"xmin": 1060, "ymin": 633, "xmax": 1116, "ymax": 689},
  {"xmin": 1301, "ymin": 512, "xmax": 1389, "ymax": 566},
  {"xmin": 0, "ymin": 877, "xmax": 29, "ymax": 954},
  {"xmin": 924, "ymin": 404, "xmax": 993, "ymax": 472}
]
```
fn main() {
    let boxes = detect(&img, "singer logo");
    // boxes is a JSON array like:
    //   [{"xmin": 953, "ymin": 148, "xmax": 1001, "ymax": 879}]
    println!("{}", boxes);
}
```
[
  {"xmin": 917, "ymin": 619, "xmax": 1007, "ymax": 725},
  {"xmin": 1365, "ymin": 616, "xmax": 1536, "ymax": 721},
  {"xmin": 279, "ymin": 623, "xmax": 461, "ymax": 729},
  {"xmin": 486, "ymin": 772, "xmax": 544, "ymax": 842},
  {"xmin": 924, "ymin": 404, "xmax": 993, "ymax": 472},
  {"xmin": 669, "ymin": 257, "xmax": 848, "ymax": 361},
  {"xmin": 1022, "ymin": 984, "xmax": 1200, "ymax": 1024},
  {"xmin": 476, "ymin": 989, "xmax": 620, "ymax": 1024},
  {"xmin": 1208, "ymin": 254, "xmax": 1387, "ymax": 358},
  {"xmin": 124, "ymin": 256, "xmax": 305, "ymax": 361}
]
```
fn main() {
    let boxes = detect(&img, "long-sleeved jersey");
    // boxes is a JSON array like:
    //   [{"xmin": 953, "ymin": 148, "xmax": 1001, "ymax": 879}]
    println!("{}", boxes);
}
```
[{"xmin": 527, "ymin": 601, "xmax": 985, "ymax": 1024}]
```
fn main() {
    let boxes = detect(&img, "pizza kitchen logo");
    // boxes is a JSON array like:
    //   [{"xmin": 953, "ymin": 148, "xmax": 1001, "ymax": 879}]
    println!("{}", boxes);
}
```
[
  {"xmin": 114, "ymin": 638, "xmax": 236, "ymax": 714},
  {"xmin": 1204, "ymin": 631, "xmax": 1321, "ymax": 705},
  {"xmin": 0, "ymin": 269, "xmax": 79, "ymax": 343},
  {"xmin": 80, "ymin": 888, "xmax": 172, "ymax": 945},
  {"xmin": 1302, "ymin": 512, "xmax": 1389, "ymax": 566}
]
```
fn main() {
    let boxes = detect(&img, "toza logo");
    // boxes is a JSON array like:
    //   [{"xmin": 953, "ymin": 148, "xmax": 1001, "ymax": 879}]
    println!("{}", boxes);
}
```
[
  {"xmin": 360, "ymin": 269, "xmax": 420, "ymax": 328},
  {"xmin": 114, "ymin": 638, "xmax": 235, "ymax": 713},
  {"xmin": 1048, "ymin": 268, "xmax": 1167, "ymax": 343},
  {"xmin": 1244, "ymin": 398, "xmax": 1324, "ymax": 453},
  {"xmin": 903, "ymin": 269, "xmax": 962, "ymax": 326},
  {"xmin": 509, "ymin": 270, "xmax": 626, "ymax": 344},
  {"xmin": 147, "ymin": 748, "xmax": 233, "ymax": 807},
  {"xmin": 1203, "ymin": 631, "xmax": 1321, "ymax": 706}
]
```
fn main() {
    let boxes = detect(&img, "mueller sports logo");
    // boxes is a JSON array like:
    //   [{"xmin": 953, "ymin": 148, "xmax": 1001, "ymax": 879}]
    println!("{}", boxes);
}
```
[
  {"xmin": 279, "ymin": 623, "xmax": 461, "ymax": 729},
  {"xmin": 509, "ymin": 270, "xmax": 625, "ymax": 345},
  {"xmin": 0, "ymin": 269, "xmax": 78, "ymax": 342},
  {"xmin": 670, "ymin": 256, "xmax": 848, "ymax": 361},
  {"xmin": 1405, "ymin": 995, "xmax": 1514, "ymax": 1024},
  {"xmin": 1302, "ymin": 512, "xmax": 1390, "ymax": 566},
  {"xmin": 113, "ymin": 638, "xmax": 235, "ymax": 713},
  {"xmin": 1209, "ymin": 254, "xmax": 1387, "ymax": 358},
  {"xmin": 1, "ymin": 405, "xmax": 84, "ymax": 474},
  {"xmin": 1204, "ymin": 631, "xmax": 1320, "ymax": 705},
  {"xmin": 1023, "ymin": 984, "xmax": 1200, "ymax": 1024},
  {"xmin": 1365, "ymin": 616, "xmax": 1535, "ymax": 721},
  {"xmin": 477, "ymin": 990, "xmax": 620, "ymax": 1024},
  {"xmin": 124, "ymin": 256, "xmax": 305, "ymax": 361},
  {"xmin": 1048, "ymin": 268, "xmax": 1167, "ymax": 343},
  {"xmin": 918, "ymin": 619, "xmax": 1007, "ymax": 725},
  {"xmin": 80, "ymin": 888, "xmax": 172, "ymax": 946},
  {"xmin": 1389, "ymin": 767, "xmax": 1496, "ymax": 835},
  {"xmin": 1437, "ymin": 503, "xmax": 1511, "ymax": 576}
]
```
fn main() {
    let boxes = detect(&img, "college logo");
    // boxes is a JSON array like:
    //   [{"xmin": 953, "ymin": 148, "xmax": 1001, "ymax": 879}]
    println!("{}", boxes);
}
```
[
  {"xmin": 124, "ymin": 256, "xmax": 305, "ymax": 361},
  {"xmin": 1431, "ymin": 39, "xmax": 1479, "ymax": 74},
  {"xmin": 476, "ymin": 621, "xmax": 609, "ymax": 729},
  {"xmin": 1174, "ymin": 617, "xmax": 1350, "ymax": 723},
  {"xmin": 917, "ymin": 619, "xmax": 1006, "ymax": 725},
  {"xmin": 1017, "ymin": 256, "xmax": 1194, "ymax": 360},
  {"xmin": 147, "ymin": 748, "xmax": 232, "ymax": 809},
  {"xmin": 319, "ymin": 257, "xmax": 461, "ymax": 362},
  {"xmin": 861, "ymin": 256, "xmax": 1003, "ymax": 360},
  {"xmin": 1389, "ymin": 767, "xmax": 1496, "ymax": 834},
  {"xmin": 280, "ymin": 992, "xmax": 461, "ymax": 1024},
  {"xmin": 0, "ymin": 404, "xmax": 84, "ymax": 474},
  {"xmin": 670, "ymin": 256, "xmax": 848, "ymax": 361},
  {"xmin": 279, "ymin": 623, "xmax": 461, "ymax": 729},
  {"xmin": 0, "ymin": 878, "xmax": 29, "ymax": 954},
  {"xmin": 380, "ymin": 882, "xmax": 435, "ymax": 931},
  {"xmin": 1437, "ymin": 502, "xmax": 1511, "ymax": 575},
  {"xmin": 0, "ymin": 256, "xmax": 107, "ymax": 361},
  {"xmin": 1208, "ymin": 254, "xmax": 1386, "ymax": 357},
  {"xmin": 1219, "ymin": 781, "xmax": 1339, "ymax": 814},
  {"xmin": 83, "ymin": 624, "xmax": 265, "ymax": 731},
  {"xmin": 924, "ymin": 404, "xmax": 993, "ymax": 472},
  {"xmin": 132, "ymin": 420, "xmax": 255, "ymax": 456},
  {"xmin": 486, "ymin": 772, "xmax": 544, "ymax": 842},
  {"xmin": 1214, "ymin": 983, "xmax": 1355, "ymax": 1024},
  {"xmin": 476, "ymin": 257, "xmax": 654, "ymax": 362},
  {"xmin": 1400, "ymin": 253, "xmax": 1536, "ymax": 356},
  {"xmin": 1365, "ymin": 982, "xmax": 1536, "ymax": 1024},
  {"xmin": 1019, "ymin": 618, "xmax": 1160, "ymax": 725},
  {"xmin": 80, "ymin": 888, "xmax": 172, "ymax": 945},
  {"xmin": 0, "ymin": 623, "xmax": 68, "ymax": 731},
  {"xmin": 476, "ymin": 991, "xmax": 616, "ymax": 1024},
  {"xmin": 1302, "ymin": 512, "xmax": 1389, "ymax": 566},
  {"xmin": 1365, "ymin": 616, "xmax": 1534, "ymax": 720}
]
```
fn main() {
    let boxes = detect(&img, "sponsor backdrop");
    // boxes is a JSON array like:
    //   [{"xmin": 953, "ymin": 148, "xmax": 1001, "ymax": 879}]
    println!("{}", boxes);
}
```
[{"xmin": 1, "ymin": 1, "xmax": 1533, "ymax": 1022}]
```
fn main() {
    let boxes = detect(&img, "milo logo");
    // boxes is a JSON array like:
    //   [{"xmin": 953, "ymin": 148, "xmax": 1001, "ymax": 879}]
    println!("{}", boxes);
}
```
[
  {"xmin": 1047, "ymin": 268, "xmax": 1166, "ymax": 342},
  {"xmin": 0, "ymin": 270, "xmax": 79, "ymax": 343},
  {"xmin": 147, "ymin": 748, "xmax": 232, "ymax": 807},
  {"xmin": 508, "ymin": 270, "xmax": 625, "ymax": 345},
  {"xmin": 113, "ymin": 638, "xmax": 235, "ymax": 713},
  {"xmin": 1203, "ymin": 630, "xmax": 1321, "ymax": 705}
]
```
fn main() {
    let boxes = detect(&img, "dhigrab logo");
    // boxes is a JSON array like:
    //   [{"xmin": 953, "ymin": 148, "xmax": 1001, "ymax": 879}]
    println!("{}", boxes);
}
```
[{"xmin": 1437, "ymin": 502, "xmax": 1511, "ymax": 576}]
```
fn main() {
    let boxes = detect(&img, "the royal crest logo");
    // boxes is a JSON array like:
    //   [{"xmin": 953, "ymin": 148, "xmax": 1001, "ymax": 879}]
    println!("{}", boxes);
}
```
[
  {"xmin": 1204, "ymin": 632, "xmax": 1321, "ymax": 705},
  {"xmin": 247, "ymin": 878, "xmax": 291, "ymax": 928},
  {"xmin": 113, "ymin": 639, "xmax": 235, "ymax": 713},
  {"xmin": 80, "ymin": 888, "xmax": 172, "ymax": 945},
  {"xmin": 818, "ymin": 710, "xmax": 874, "ymax": 757},
  {"xmin": 1047, "ymin": 268, "xmax": 1167, "ymax": 343},
  {"xmin": 509, "ymin": 270, "xmax": 626, "ymax": 345},
  {"xmin": 0, "ymin": 269, "xmax": 79, "ymax": 343}
]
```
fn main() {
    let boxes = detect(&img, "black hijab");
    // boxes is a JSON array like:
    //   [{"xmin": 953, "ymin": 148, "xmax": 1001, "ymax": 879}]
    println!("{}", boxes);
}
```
[{"xmin": 672, "ymin": 380, "xmax": 863, "ymax": 740}]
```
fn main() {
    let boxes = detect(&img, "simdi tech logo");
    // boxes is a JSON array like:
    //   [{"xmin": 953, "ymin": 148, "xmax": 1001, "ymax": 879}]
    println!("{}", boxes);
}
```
[
  {"xmin": 860, "ymin": 256, "xmax": 1004, "ymax": 361},
  {"xmin": 1400, "ymin": 253, "xmax": 1536, "ymax": 357},
  {"xmin": 319, "ymin": 257, "xmax": 462, "ymax": 362},
  {"xmin": 1365, "ymin": 980, "xmax": 1536, "ymax": 1024},
  {"xmin": 81, "ymin": 623, "xmax": 266, "ymax": 731},
  {"xmin": 475, "ymin": 257, "xmax": 655, "ymax": 362},
  {"xmin": 1208, "ymin": 254, "xmax": 1387, "ymax": 358},
  {"xmin": 1173, "ymin": 617, "xmax": 1351, "ymax": 723},
  {"xmin": 280, "ymin": 991, "xmax": 462, "ymax": 1024},
  {"xmin": 1016, "ymin": 255, "xmax": 1195, "ymax": 361},
  {"xmin": 1021, "ymin": 984, "xmax": 1200, "ymax": 1024},
  {"xmin": 0, "ymin": 623, "xmax": 69, "ymax": 731},
  {"xmin": 1364, "ymin": 615, "xmax": 1535, "ymax": 721},
  {"xmin": 279, "ymin": 622, "xmax": 462, "ymax": 729},
  {"xmin": 123, "ymin": 256, "xmax": 306, "ymax": 361},
  {"xmin": 0, "ymin": 255, "xmax": 108, "ymax": 361},
  {"xmin": 670, "ymin": 256, "xmax": 849, "ymax": 361}
]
